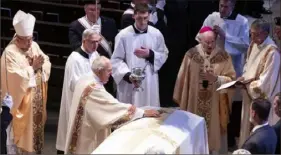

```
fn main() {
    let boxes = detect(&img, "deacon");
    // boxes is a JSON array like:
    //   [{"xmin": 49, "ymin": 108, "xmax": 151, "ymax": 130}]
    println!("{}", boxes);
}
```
[
  {"xmin": 173, "ymin": 27, "xmax": 236, "ymax": 154},
  {"xmin": 238, "ymin": 19, "xmax": 281, "ymax": 147},
  {"xmin": 68, "ymin": 0, "xmax": 117, "ymax": 96},
  {"xmin": 196, "ymin": 0, "xmax": 250, "ymax": 147},
  {"xmin": 56, "ymin": 29, "xmax": 101, "ymax": 154},
  {"xmin": 64, "ymin": 56, "xmax": 160, "ymax": 154},
  {"xmin": 69, "ymin": 0, "xmax": 118, "ymax": 58},
  {"xmin": 121, "ymin": 0, "xmax": 167, "ymax": 37},
  {"xmin": 111, "ymin": 3, "xmax": 168, "ymax": 107},
  {"xmin": 0, "ymin": 10, "xmax": 51, "ymax": 153}
]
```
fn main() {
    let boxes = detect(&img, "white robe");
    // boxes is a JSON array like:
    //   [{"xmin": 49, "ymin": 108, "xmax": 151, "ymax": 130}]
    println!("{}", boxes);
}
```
[
  {"xmin": 111, "ymin": 25, "xmax": 168, "ymax": 107},
  {"xmin": 238, "ymin": 37, "xmax": 281, "ymax": 147},
  {"xmin": 56, "ymin": 49, "xmax": 99, "ymax": 151},
  {"xmin": 197, "ymin": 12, "xmax": 250, "ymax": 101},
  {"xmin": 64, "ymin": 73, "xmax": 144, "ymax": 154}
]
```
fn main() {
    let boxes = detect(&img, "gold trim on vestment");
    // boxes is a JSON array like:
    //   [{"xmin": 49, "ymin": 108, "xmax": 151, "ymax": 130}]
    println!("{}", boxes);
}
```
[{"xmin": 68, "ymin": 83, "xmax": 96, "ymax": 154}]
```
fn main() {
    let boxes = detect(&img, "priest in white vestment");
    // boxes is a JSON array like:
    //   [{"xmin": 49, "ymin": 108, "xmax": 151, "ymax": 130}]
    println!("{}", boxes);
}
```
[
  {"xmin": 56, "ymin": 29, "xmax": 101, "ymax": 153},
  {"xmin": 237, "ymin": 19, "xmax": 281, "ymax": 147},
  {"xmin": 111, "ymin": 3, "xmax": 168, "ymax": 107},
  {"xmin": 1, "ymin": 10, "xmax": 51, "ymax": 153},
  {"xmin": 64, "ymin": 56, "xmax": 160, "ymax": 154}
]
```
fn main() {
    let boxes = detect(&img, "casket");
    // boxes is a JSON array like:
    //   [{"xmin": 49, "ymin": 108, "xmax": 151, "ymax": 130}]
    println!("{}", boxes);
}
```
[{"xmin": 92, "ymin": 107, "xmax": 209, "ymax": 154}]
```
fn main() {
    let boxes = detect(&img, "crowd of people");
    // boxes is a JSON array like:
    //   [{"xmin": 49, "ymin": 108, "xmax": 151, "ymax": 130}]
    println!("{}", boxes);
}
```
[{"xmin": 0, "ymin": 0, "xmax": 280, "ymax": 154}]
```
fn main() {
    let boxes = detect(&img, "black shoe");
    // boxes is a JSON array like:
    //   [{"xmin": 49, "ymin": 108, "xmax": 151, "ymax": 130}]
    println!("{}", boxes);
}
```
[{"xmin": 261, "ymin": 8, "xmax": 273, "ymax": 14}]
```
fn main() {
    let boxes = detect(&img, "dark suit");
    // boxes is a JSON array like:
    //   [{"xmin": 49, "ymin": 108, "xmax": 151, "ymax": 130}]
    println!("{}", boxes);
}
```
[
  {"xmin": 68, "ymin": 16, "xmax": 118, "ymax": 97},
  {"xmin": 69, "ymin": 16, "xmax": 118, "ymax": 58},
  {"xmin": 1, "ymin": 106, "xmax": 13, "ymax": 154},
  {"xmin": 241, "ymin": 125, "xmax": 277, "ymax": 154},
  {"xmin": 273, "ymin": 120, "xmax": 280, "ymax": 154}
]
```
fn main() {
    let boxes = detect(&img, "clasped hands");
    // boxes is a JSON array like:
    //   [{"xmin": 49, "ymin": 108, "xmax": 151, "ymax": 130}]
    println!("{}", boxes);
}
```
[
  {"xmin": 31, "ymin": 55, "xmax": 44, "ymax": 71},
  {"xmin": 128, "ymin": 105, "xmax": 160, "ymax": 118},
  {"xmin": 134, "ymin": 47, "xmax": 150, "ymax": 59}
]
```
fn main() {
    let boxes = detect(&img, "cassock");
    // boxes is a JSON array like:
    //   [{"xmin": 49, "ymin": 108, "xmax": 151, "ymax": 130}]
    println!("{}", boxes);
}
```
[
  {"xmin": 1, "ymin": 40, "xmax": 51, "ymax": 153},
  {"xmin": 64, "ymin": 73, "xmax": 145, "ymax": 154},
  {"xmin": 69, "ymin": 16, "xmax": 118, "ymax": 95},
  {"xmin": 111, "ymin": 25, "xmax": 168, "ymax": 107},
  {"xmin": 173, "ymin": 44, "xmax": 236, "ymax": 152},
  {"xmin": 121, "ymin": 1, "xmax": 168, "ymax": 38},
  {"xmin": 56, "ymin": 47, "xmax": 99, "ymax": 151},
  {"xmin": 238, "ymin": 37, "xmax": 281, "ymax": 147}
]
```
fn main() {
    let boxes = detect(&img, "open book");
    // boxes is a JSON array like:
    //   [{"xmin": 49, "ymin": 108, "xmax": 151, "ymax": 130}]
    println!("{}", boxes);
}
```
[{"xmin": 216, "ymin": 78, "xmax": 254, "ymax": 91}]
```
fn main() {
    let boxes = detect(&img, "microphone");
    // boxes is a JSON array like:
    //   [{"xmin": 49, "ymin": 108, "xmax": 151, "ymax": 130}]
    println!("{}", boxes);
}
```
[{"xmin": 202, "ymin": 80, "xmax": 209, "ymax": 89}]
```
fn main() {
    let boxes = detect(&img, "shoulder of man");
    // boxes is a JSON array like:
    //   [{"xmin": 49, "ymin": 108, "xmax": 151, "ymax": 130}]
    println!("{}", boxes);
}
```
[{"xmin": 236, "ymin": 14, "xmax": 249, "ymax": 24}]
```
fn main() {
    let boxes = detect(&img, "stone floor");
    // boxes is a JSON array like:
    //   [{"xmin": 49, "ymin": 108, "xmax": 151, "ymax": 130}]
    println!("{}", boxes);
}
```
[{"xmin": 42, "ymin": 0, "xmax": 280, "ymax": 154}]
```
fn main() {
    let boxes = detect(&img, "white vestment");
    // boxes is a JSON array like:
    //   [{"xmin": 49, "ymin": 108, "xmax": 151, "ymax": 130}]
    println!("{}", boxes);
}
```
[
  {"xmin": 64, "ymin": 74, "xmax": 144, "ymax": 154},
  {"xmin": 238, "ymin": 37, "xmax": 281, "ymax": 147},
  {"xmin": 197, "ymin": 12, "xmax": 250, "ymax": 101},
  {"xmin": 56, "ymin": 49, "xmax": 99, "ymax": 151},
  {"xmin": 111, "ymin": 25, "xmax": 168, "ymax": 107}
]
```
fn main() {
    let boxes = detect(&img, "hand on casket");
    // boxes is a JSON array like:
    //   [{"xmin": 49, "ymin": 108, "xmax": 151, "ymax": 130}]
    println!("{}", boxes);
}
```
[{"xmin": 144, "ymin": 109, "xmax": 160, "ymax": 117}]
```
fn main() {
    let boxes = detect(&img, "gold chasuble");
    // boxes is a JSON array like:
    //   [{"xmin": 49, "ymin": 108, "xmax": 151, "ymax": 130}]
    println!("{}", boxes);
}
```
[
  {"xmin": 1, "ymin": 40, "xmax": 51, "ymax": 153},
  {"xmin": 173, "ymin": 45, "xmax": 235, "ymax": 151}
]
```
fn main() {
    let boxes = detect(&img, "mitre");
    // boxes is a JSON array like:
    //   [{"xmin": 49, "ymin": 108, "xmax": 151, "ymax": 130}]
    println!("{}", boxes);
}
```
[{"xmin": 13, "ymin": 10, "xmax": 36, "ymax": 36}]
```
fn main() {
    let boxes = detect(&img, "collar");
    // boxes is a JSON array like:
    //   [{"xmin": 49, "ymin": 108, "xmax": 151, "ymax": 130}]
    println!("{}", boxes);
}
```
[
  {"xmin": 252, "ymin": 122, "xmax": 269, "ymax": 133},
  {"xmin": 93, "ymin": 72, "xmax": 103, "ymax": 86},
  {"xmin": 257, "ymin": 36, "xmax": 277, "ymax": 49},
  {"xmin": 85, "ymin": 15, "xmax": 101, "ymax": 26},
  {"xmin": 221, "ymin": 11, "xmax": 238, "ymax": 20},
  {"xmin": 132, "ymin": 23, "xmax": 148, "ymax": 34},
  {"xmin": 75, "ymin": 46, "xmax": 92, "ymax": 59},
  {"xmin": 131, "ymin": 2, "xmax": 135, "ymax": 8}
]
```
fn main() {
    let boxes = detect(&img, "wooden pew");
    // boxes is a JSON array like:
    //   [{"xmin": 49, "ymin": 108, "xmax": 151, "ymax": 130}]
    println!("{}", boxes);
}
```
[
  {"xmin": 1, "ymin": 16, "xmax": 70, "ymax": 44},
  {"xmin": 3, "ymin": 0, "xmax": 124, "ymax": 28}
]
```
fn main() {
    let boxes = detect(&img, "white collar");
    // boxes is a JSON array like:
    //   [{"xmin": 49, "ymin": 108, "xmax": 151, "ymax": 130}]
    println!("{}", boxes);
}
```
[
  {"xmin": 252, "ymin": 122, "xmax": 268, "ymax": 133},
  {"xmin": 257, "ymin": 36, "xmax": 277, "ymax": 49},
  {"xmin": 85, "ymin": 15, "xmax": 101, "ymax": 26},
  {"xmin": 93, "ymin": 72, "xmax": 103, "ymax": 86},
  {"xmin": 131, "ymin": 2, "xmax": 135, "ymax": 8}
]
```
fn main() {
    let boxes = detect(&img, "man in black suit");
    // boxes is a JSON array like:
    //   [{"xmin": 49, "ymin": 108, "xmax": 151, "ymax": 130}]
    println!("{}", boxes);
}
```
[
  {"xmin": 121, "ymin": 0, "xmax": 167, "ymax": 38},
  {"xmin": 68, "ymin": 0, "xmax": 118, "ymax": 96},
  {"xmin": 241, "ymin": 98, "xmax": 277, "ymax": 154},
  {"xmin": 1, "ymin": 95, "xmax": 13, "ymax": 154},
  {"xmin": 272, "ymin": 92, "xmax": 280, "ymax": 154}
]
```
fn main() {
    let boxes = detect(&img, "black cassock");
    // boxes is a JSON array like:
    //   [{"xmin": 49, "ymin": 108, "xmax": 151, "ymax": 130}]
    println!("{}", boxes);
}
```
[
  {"xmin": 1, "ymin": 106, "xmax": 13, "ymax": 154},
  {"xmin": 69, "ymin": 16, "xmax": 118, "ymax": 96}
]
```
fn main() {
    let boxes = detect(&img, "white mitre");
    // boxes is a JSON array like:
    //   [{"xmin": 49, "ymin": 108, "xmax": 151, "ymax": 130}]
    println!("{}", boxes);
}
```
[
  {"xmin": 233, "ymin": 149, "xmax": 251, "ymax": 154},
  {"xmin": 13, "ymin": 10, "xmax": 36, "ymax": 36}
]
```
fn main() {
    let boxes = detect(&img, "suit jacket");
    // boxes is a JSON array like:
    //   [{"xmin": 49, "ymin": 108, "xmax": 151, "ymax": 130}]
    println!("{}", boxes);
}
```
[
  {"xmin": 68, "ymin": 16, "xmax": 118, "ymax": 58},
  {"xmin": 1, "ymin": 106, "xmax": 13, "ymax": 154},
  {"xmin": 241, "ymin": 125, "xmax": 277, "ymax": 154},
  {"xmin": 273, "ymin": 120, "xmax": 280, "ymax": 154}
]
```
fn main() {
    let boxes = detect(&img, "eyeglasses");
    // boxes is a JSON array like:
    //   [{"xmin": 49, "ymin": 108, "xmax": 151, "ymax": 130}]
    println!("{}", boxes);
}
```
[{"xmin": 17, "ymin": 36, "xmax": 34, "ymax": 42}]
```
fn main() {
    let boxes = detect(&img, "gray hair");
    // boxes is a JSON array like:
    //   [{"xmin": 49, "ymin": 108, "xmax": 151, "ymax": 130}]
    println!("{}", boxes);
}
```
[
  {"xmin": 91, "ymin": 56, "xmax": 110, "ymax": 72},
  {"xmin": 82, "ymin": 29, "xmax": 99, "ymax": 40},
  {"xmin": 251, "ymin": 19, "xmax": 271, "ymax": 34}
]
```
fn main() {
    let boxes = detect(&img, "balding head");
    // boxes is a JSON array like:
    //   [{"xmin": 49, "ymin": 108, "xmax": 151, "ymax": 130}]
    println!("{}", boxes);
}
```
[
  {"xmin": 92, "ymin": 56, "xmax": 112, "ymax": 84},
  {"xmin": 199, "ymin": 31, "xmax": 217, "ymax": 54}
]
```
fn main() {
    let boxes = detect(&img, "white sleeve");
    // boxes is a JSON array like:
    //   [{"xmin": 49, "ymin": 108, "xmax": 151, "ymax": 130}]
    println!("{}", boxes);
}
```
[{"xmin": 225, "ymin": 21, "xmax": 250, "ymax": 49}]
